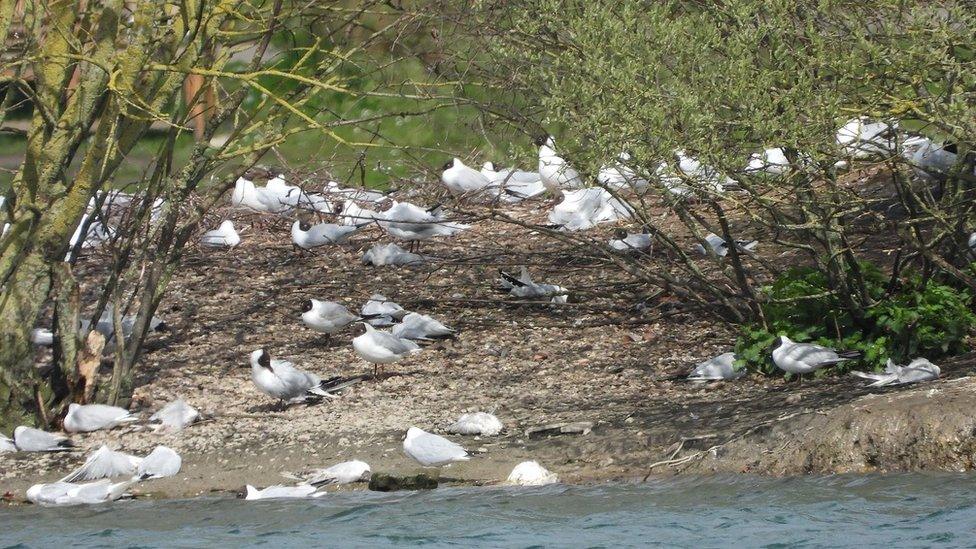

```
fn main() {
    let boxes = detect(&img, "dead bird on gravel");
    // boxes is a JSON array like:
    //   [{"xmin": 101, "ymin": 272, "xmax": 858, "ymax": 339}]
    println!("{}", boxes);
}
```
[
  {"xmin": 687, "ymin": 352, "xmax": 746, "ymax": 381},
  {"xmin": 0, "ymin": 435, "xmax": 15, "ymax": 453},
  {"xmin": 63, "ymin": 403, "xmax": 139, "ymax": 433},
  {"xmin": 282, "ymin": 460, "xmax": 372, "ymax": 486},
  {"xmin": 59, "ymin": 445, "xmax": 184, "ymax": 483},
  {"xmin": 499, "ymin": 266, "xmax": 569, "ymax": 304},
  {"xmin": 360, "ymin": 294, "xmax": 407, "ymax": 327},
  {"xmin": 361, "ymin": 242, "xmax": 425, "ymax": 267},
  {"xmin": 391, "ymin": 312, "xmax": 457, "ymax": 342},
  {"xmin": 448, "ymin": 412, "xmax": 503, "ymax": 436},
  {"xmin": 12, "ymin": 426, "xmax": 74, "ymax": 452},
  {"xmin": 248, "ymin": 349, "xmax": 347, "ymax": 407},
  {"xmin": 149, "ymin": 398, "xmax": 200, "ymax": 432},
  {"xmin": 402, "ymin": 427, "xmax": 471, "ymax": 468},
  {"xmin": 852, "ymin": 358, "xmax": 940, "ymax": 387}
]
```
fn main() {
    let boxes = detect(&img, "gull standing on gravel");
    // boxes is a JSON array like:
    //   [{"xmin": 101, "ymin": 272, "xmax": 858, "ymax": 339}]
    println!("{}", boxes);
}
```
[
  {"xmin": 448, "ymin": 412, "xmax": 503, "ymax": 436},
  {"xmin": 27, "ymin": 479, "xmax": 134, "ymax": 506},
  {"xmin": 12, "ymin": 426, "xmax": 73, "ymax": 452},
  {"xmin": 609, "ymin": 229, "xmax": 652, "ymax": 252},
  {"xmin": 391, "ymin": 312, "xmax": 457, "ymax": 342},
  {"xmin": 60, "ymin": 445, "xmax": 141, "ymax": 482},
  {"xmin": 441, "ymin": 158, "xmax": 495, "ymax": 197},
  {"xmin": 402, "ymin": 427, "xmax": 470, "ymax": 468},
  {"xmin": 693, "ymin": 233, "xmax": 758, "ymax": 258},
  {"xmin": 688, "ymin": 352, "xmax": 745, "ymax": 381},
  {"xmin": 244, "ymin": 484, "xmax": 325, "ymax": 500},
  {"xmin": 537, "ymin": 136, "xmax": 583, "ymax": 196},
  {"xmin": 200, "ymin": 220, "xmax": 241, "ymax": 248},
  {"xmin": 352, "ymin": 323, "xmax": 422, "ymax": 377},
  {"xmin": 284, "ymin": 460, "xmax": 372, "ymax": 486},
  {"xmin": 63, "ymin": 403, "xmax": 139, "ymax": 433},
  {"xmin": 149, "ymin": 398, "xmax": 200, "ymax": 432},
  {"xmin": 291, "ymin": 220, "xmax": 366, "ymax": 249},
  {"xmin": 362, "ymin": 243, "xmax": 425, "ymax": 267},
  {"xmin": 771, "ymin": 336, "xmax": 861, "ymax": 377},
  {"xmin": 481, "ymin": 162, "xmax": 547, "ymax": 202},
  {"xmin": 360, "ymin": 294, "xmax": 407, "ymax": 326},
  {"xmin": 852, "ymin": 358, "xmax": 941, "ymax": 387},
  {"xmin": 506, "ymin": 461, "xmax": 558, "ymax": 486},
  {"xmin": 302, "ymin": 299, "xmax": 366, "ymax": 339},
  {"xmin": 248, "ymin": 349, "xmax": 338, "ymax": 405}
]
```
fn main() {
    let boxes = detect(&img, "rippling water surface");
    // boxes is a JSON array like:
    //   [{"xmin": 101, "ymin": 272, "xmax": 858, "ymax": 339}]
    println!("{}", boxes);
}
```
[{"xmin": 4, "ymin": 474, "xmax": 976, "ymax": 547}]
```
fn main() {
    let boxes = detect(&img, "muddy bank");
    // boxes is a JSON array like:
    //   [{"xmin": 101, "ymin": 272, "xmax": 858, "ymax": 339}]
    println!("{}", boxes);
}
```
[{"xmin": 2, "ymin": 202, "xmax": 975, "ymax": 501}]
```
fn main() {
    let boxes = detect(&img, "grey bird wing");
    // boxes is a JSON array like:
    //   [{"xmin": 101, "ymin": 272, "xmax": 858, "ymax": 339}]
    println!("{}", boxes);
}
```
[
  {"xmin": 370, "ymin": 331, "xmax": 418, "ymax": 354},
  {"xmin": 137, "ymin": 446, "xmax": 182, "ymax": 479},
  {"xmin": 414, "ymin": 432, "xmax": 468, "ymax": 462},
  {"xmin": 785, "ymin": 343, "xmax": 843, "ymax": 366},
  {"xmin": 60, "ymin": 446, "xmax": 141, "ymax": 482}
]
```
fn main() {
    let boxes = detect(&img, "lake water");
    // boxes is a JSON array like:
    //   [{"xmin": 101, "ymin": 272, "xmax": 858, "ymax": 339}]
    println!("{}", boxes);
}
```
[{"xmin": 3, "ymin": 474, "xmax": 975, "ymax": 547}]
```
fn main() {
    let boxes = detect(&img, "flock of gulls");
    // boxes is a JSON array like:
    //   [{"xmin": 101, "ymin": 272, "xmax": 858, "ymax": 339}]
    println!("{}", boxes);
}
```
[{"xmin": 2, "ymin": 116, "xmax": 965, "ymax": 506}]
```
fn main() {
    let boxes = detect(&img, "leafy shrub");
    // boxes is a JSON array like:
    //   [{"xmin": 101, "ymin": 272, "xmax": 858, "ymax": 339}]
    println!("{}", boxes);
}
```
[{"xmin": 735, "ymin": 263, "xmax": 975, "ymax": 377}]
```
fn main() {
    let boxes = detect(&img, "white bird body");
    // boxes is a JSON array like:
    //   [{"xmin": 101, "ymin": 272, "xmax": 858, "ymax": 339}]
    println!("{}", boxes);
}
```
[
  {"xmin": 360, "ymin": 294, "xmax": 407, "ymax": 326},
  {"xmin": 63, "ymin": 403, "xmax": 138, "ymax": 433},
  {"xmin": 362, "ymin": 243, "xmax": 425, "ymax": 266},
  {"xmin": 27, "ymin": 479, "xmax": 133, "ymax": 506},
  {"xmin": 231, "ymin": 177, "xmax": 293, "ymax": 214},
  {"xmin": 339, "ymin": 200, "xmax": 380, "ymax": 226},
  {"xmin": 448, "ymin": 412, "xmax": 503, "ymax": 436},
  {"xmin": 693, "ymin": 233, "xmax": 758, "ymax": 258},
  {"xmin": 969, "ymin": 232, "xmax": 976, "ymax": 253},
  {"xmin": 391, "ymin": 313, "xmax": 456, "ymax": 341},
  {"xmin": 500, "ymin": 267, "xmax": 568, "ymax": 304},
  {"xmin": 60, "ymin": 445, "xmax": 141, "ymax": 482},
  {"xmin": 688, "ymin": 352, "xmax": 745, "ymax": 381},
  {"xmin": 745, "ymin": 148, "xmax": 792, "ymax": 175},
  {"xmin": 402, "ymin": 427, "xmax": 470, "ymax": 467},
  {"xmin": 291, "ymin": 220, "xmax": 363, "ymax": 249},
  {"xmin": 377, "ymin": 202, "xmax": 469, "ymax": 242},
  {"xmin": 506, "ymin": 461, "xmax": 558, "ymax": 486},
  {"xmin": 149, "ymin": 398, "xmax": 200, "ymax": 432},
  {"xmin": 244, "ymin": 484, "xmax": 324, "ymax": 500},
  {"xmin": 200, "ymin": 220, "xmax": 241, "ymax": 248},
  {"xmin": 352, "ymin": 323, "xmax": 422, "ymax": 366},
  {"xmin": 675, "ymin": 150, "xmax": 737, "ymax": 193},
  {"xmin": 323, "ymin": 181, "xmax": 387, "ymax": 204},
  {"xmin": 481, "ymin": 162, "xmax": 547, "ymax": 202},
  {"xmin": 538, "ymin": 137, "xmax": 583, "ymax": 194},
  {"xmin": 837, "ymin": 117, "xmax": 898, "ymax": 158},
  {"xmin": 249, "ymin": 349, "xmax": 333, "ymax": 403},
  {"xmin": 609, "ymin": 232, "xmax": 652, "ymax": 252},
  {"xmin": 548, "ymin": 188, "xmax": 632, "ymax": 231},
  {"xmin": 136, "ymin": 446, "xmax": 182, "ymax": 480},
  {"xmin": 302, "ymin": 299, "xmax": 361, "ymax": 335},
  {"xmin": 771, "ymin": 336, "xmax": 859, "ymax": 375},
  {"xmin": 0, "ymin": 435, "xmax": 15, "ymax": 453},
  {"xmin": 598, "ymin": 152, "xmax": 648, "ymax": 191},
  {"xmin": 852, "ymin": 358, "xmax": 940, "ymax": 387},
  {"xmin": 442, "ymin": 158, "xmax": 495, "ymax": 196},
  {"xmin": 905, "ymin": 138, "xmax": 959, "ymax": 177},
  {"xmin": 293, "ymin": 460, "xmax": 372, "ymax": 485},
  {"xmin": 12, "ymin": 426, "xmax": 73, "ymax": 452}
]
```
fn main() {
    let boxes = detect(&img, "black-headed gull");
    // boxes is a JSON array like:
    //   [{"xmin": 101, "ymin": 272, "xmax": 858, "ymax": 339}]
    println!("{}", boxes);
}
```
[
  {"xmin": 692, "ymin": 233, "xmax": 758, "ymax": 258},
  {"xmin": 609, "ymin": 229, "xmax": 652, "ymax": 252},
  {"xmin": 506, "ymin": 461, "xmax": 558, "ymax": 486},
  {"xmin": 248, "ymin": 349, "xmax": 338, "ymax": 405},
  {"xmin": 360, "ymin": 294, "xmax": 407, "ymax": 326},
  {"xmin": 481, "ymin": 162, "xmax": 547, "ymax": 202},
  {"xmin": 26, "ymin": 479, "xmax": 134, "ymax": 506},
  {"xmin": 302, "ymin": 299, "xmax": 369, "ymax": 340},
  {"xmin": 149, "ymin": 398, "xmax": 200, "ymax": 432},
  {"xmin": 598, "ymin": 152, "xmax": 649, "ymax": 191},
  {"xmin": 63, "ymin": 403, "xmax": 138, "ymax": 433},
  {"xmin": 60, "ymin": 445, "xmax": 141, "ymax": 482},
  {"xmin": 441, "ymin": 158, "xmax": 495, "ymax": 196},
  {"xmin": 352, "ymin": 323, "xmax": 422, "ymax": 377},
  {"xmin": 136, "ymin": 446, "xmax": 182, "ymax": 480},
  {"xmin": 284, "ymin": 460, "xmax": 372, "ymax": 486},
  {"xmin": 500, "ymin": 267, "xmax": 568, "ymax": 303},
  {"xmin": 391, "ymin": 312, "xmax": 457, "ymax": 342},
  {"xmin": 377, "ymin": 201, "xmax": 469, "ymax": 245},
  {"xmin": 448, "ymin": 412, "xmax": 502, "ymax": 436},
  {"xmin": 361, "ymin": 243, "xmax": 425, "ymax": 266},
  {"xmin": 852, "ymin": 358, "xmax": 940, "ymax": 387},
  {"xmin": 688, "ymin": 352, "xmax": 745, "ymax": 381},
  {"xmin": 402, "ymin": 427, "xmax": 470, "ymax": 467},
  {"xmin": 244, "ymin": 484, "xmax": 325, "ymax": 500},
  {"xmin": 548, "ymin": 188, "xmax": 632, "ymax": 231},
  {"xmin": 837, "ymin": 117, "xmax": 898, "ymax": 158},
  {"xmin": 771, "ymin": 336, "xmax": 861, "ymax": 376},
  {"xmin": 231, "ymin": 177, "xmax": 293, "ymax": 214},
  {"xmin": 536, "ymin": 135, "xmax": 583, "ymax": 195},
  {"xmin": 12, "ymin": 426, "xmax": 73, "ymax": 452},
  {"xmin": 291, "ymin": 220, "xmax": 365, "ymax": 249},
  {"xmin": 200, "ymin": 220, "xmax": 241, "ymax": 248}
]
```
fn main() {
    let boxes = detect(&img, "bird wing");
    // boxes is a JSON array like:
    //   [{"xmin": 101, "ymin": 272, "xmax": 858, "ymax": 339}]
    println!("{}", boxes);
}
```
[
  {"xmin": 414, "ymin": 432, "xmax": 468, "ymax": 463},
  {"xmin": 785, "ymin": 343, "xmax": 842, "ymax": 365},
  {"xmin": 60, "ymin": 446, "xmax": 141, "ymax": 482},
  {"xmin": 137, "ymin": 446, "xmax": 182, "ymax": 479},
  {"xmin": 17, "ymin": 428, "xmax": 71, "ymax": 451}
]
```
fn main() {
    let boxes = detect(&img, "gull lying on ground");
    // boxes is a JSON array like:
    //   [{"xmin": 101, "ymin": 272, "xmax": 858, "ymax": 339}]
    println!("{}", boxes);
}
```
[
  {"xmin": 200, "ymin": 220, "xmax": 241, "ymax": 248},
  {"xmin": 30, "ymin": 305, "xmax": 170, "ymax": 352},
  {"xmin": 598, "ymin": 152, "xmax": 649, "ymax": 191},
  {"xmin": 903, "ymin": 137, "xmax": 961, "ymax": 179},
  {"xmin": 506, "ymin": 461, "xmax": 558, "ymax": 486},
  {"xmin": 231, "ymin": 177, "xmax": 294, "ymax": 214},
  {"xmin": 377, "ymin": 201, "xmax": 469, "ymax": 244},
  {"xmin": 537, "ymin": 135, "xmax": 584, "ymax": 195},
  {"xmin": 338, "ymin": 200, "xmax": 380, "ymax": 226},
  {"xmin": 59, "ymin": 445, "xmax": 180, "ymax": 482},
  {"xmin": 283, "ymin": 460, "xmax": 372, "ymax": 486},
  {"xmin": 249, "ymin": 349, "xmax": 339, "ymax": 405},
  {"xmin": 693, "ymin": 233, "xmax": 758, "ymax": 258},
  {"xmin": 441, "ymin": 158, "xmax": 496, "ymax": 197},
  {"xmin": 688, "ymin": 352, "xmax": 745, "ymax": 381},
  {"xmin": 149, "ymin": 398, "xmax": 200, "ymax": 432},
  {"xmin": 837, "ymin": 117, "xmax": 899, "ymax": 159},
  {"xmin": 744, "ymin": 147, "xmax": 793, "ymax": 176},
  {"xmin": 12, "ymin": 426, "xmax": 73, "ymax": 452},
  {"xmin": 403, "ymin": 427, "xmax": 470, "ymax": 467},
  {"xmin": 136, "ymin": 446, "xmax": 182, "ymax": 480},
  {"xmin": 66, "ymin": 211, "xmax": 116, "ymax": 259},
  {"xmin": 771, "ymin": 336, "xmax": 861, "ymax": 376},
  {"xmin": 360, "ymin": 294, "xmax": 407, "ymax": 326},
  {"xmin": 548, "ymin": 187, "xmax": 632, "ymax": 231},
  {"xmin": 352, "ymin": 323, "xmax": 422, "ymax": 377},
  {"xmin": 448, "ymin": 412, "xmax": 503, "ymax": 436},
  {"xmin": 362, "ymin": 243, "xmax": 425, "ymax": 266},
  {"xmin": 500, "ymin": 267, "xmax": 569, "ymax": 304},
  {"xmin": 302, "ymin": 299, "xmax": 365, "ymax": 338},
  {"xmin": 481, "ymin": 162, "xmax": 547, "ymax": 202},
  {"xmin": 391, "ymin": 312, "xmax": 457, "ymax": 342},
  {"xmin": 244, "ymin": 484, "xmax": 326, "ymax": 500},
  {"xmin": 27, "ymin": 479, "xmax": 134, "ymax": 506},
  {"xmin": 852, "ymin": 358, "xmax": 940, "ymax": 387},
  {"xmin": 64, "ymin": 403, "xmax": 138, "ymax": 433},
  {"xmin": 291, "ymin": 220, "xmax": 366, "ymax": 249},
  {"xmin": 323, "ymin": 181, "xmax": 388, "ymax": 204},
  {"xmin": 0, "ymin": 435, "xmax": 15, "ymax": 453},
  {"xmin": 609, "ymin": 229, "xmax": 652, "ymax": 252}
]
